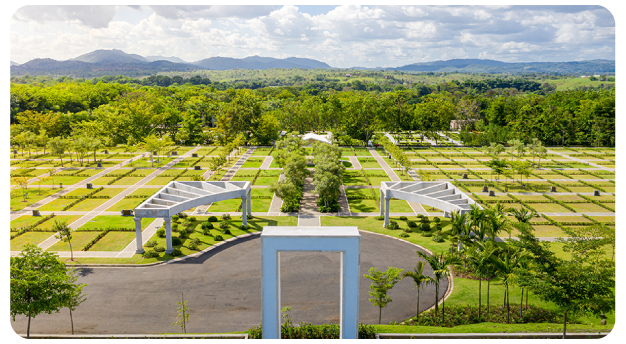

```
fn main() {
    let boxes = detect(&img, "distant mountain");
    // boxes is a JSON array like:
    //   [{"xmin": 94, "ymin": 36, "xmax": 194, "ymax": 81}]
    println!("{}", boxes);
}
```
[
  {"xmin": 191, "ymin": 55, "xmax": 332, "ymax": 70},
  {"xmin": 145, "ymin": 55, "xmax": 186, "ymax": 63},
  {"xmin": 391, "ymin": 59, "xmax": 615, "ymax": 74},
  {"xmin": 10, "ymin": 61, "xmax": 20, "ymax": 66},
  {"xmin": 10, "ymin": 58, "xmax": 201, "ymax": 79},
  {"xmin": 70, "ymin": 49, "xmax": 148, "ymax": 64}
]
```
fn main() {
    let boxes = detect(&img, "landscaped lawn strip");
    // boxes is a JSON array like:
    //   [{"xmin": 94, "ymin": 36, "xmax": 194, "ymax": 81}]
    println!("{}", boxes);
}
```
[{"xmin": 10, "ymin": 187, "xmax": 65, "ymax": 211}]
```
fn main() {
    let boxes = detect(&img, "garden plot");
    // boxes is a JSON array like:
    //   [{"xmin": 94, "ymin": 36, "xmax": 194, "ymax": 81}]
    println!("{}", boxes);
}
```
[
  {"xmin": 231, "ymin": 169, "xmax": 258, "ymax": 182},
  {"xmin": 88, "ymin": 231, "xmax": 138, "ymax": 251},
  {"xmin": 11, "ymin": 232, "xmax": 57, "ymax": 251},
  {"xmin": 78, "ymin": 215, "xmax": 153, "ymax": 231},
  {"xmin": 242, "ymin": 157, "xmax": 266, "ymax": 168},
  {"xmin": 342, "ymin": 171, "xmax": 369, "ymax": 186},
  {"xmin": 106, "ymin": 187, "xmax": 157, "ymax": 211},
  {"xmin": 47, "ymin": 231, "xmax": 102, "ymax": 252},
  {"xmin": 69, "ymin": 188, "xmax": 125, "ymax": 211},
  {"xmin": 195, "ymin": 147, "xmax": 218, "ymax": 155},
  {"xmin": 353, "ymin": 148, "xmax": 372, "ymax": 156},
  {"xmin": 172, "ymin": 158, "xmax": 200, "ymax": 168},
  {"xmin": 255, "ymin": 170, "xmax": 281, "ymax": 185},
  {"xmin": 206, "ymin": 198, "xmax": 242, "ymax": 213},
  {"xmin": 525, "ymin": 202, "xmax": 574, "ymax": 213},
  {"xmin": 364, "ymin": 170, "xmax": 391, "ymax": 185},
  {"xmin": 131, "ymin": 157, "xmax": 175, "ymax": 168},
  {"xmin": 565, "ymin": 202, "xmax": 613, "ymax": 213},
  {"xmin": 357, "ymin": 157, "xmax": 381, "ymax": 168},
  {"xmin": 340, "ymin": 147, "xmax": 355, "ymax": 156},
  {"xmin": 345, "ymin": 188, "xmax": 379, "ymax": 213},
  {"xmin": 251, "ymin": 188, "xmax": 273, "ymax": 212},
  {"xmin": 251, "ymin": 147, "xmax": 273, "ymax": 156}
]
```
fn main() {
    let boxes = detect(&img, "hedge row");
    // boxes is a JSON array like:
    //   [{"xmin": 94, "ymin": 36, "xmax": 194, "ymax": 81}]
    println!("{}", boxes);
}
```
[
  {"xmin": 578, "ymin": 194, "xmax": 615, "ymax": 212},
  {"xmin": 107, "ymin": 168, "xmax": 137, "ymax": 185},
  {"xmin": 82, "ymin": 230, "xmax": 110, "ymax": 251},
  {"xmin": 61, "ymin": 187, "xmax": 105, "ymax": 211},
  {"xmin": 10, "ymin": 214, "xmax": 57, "ymax": 239},
  {"xmin": 577, "ymin": 180, "xmax": 606, "ymax": 192}
]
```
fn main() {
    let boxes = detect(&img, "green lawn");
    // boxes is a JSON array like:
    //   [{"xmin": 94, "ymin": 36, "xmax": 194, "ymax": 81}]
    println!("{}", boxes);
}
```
[
  {"xmin": 78, "ymin": 216, "xmax": 154, "ymax": 230},
  {"xmin": 343, "ymin": 171, "xmax": 368, "ymax": 186},
  {"xmin": 255, "ymin": 176, "xmax": 279, "ymax": 185},
  {"xmin": 242, "ymin": 157, "xmax": 265, "ymax": 168},
  {"xmin": 89, "ymin": 231, "xmax": 137, "ymax": 251},
  {"xmin": 357, "ymin": 158, "xmax": 381, "ymax": 168},
  {"xmin": 11, "ymin": 232, "xmax": 55, "ymax": 251},
  {"xmin": 47, "ymin": 231, "xmax": 101, "ymax": 251},
  {"xmin": 39, "ymin": 197, "xmax": 78, "ymax": 211},
  {"xmin": 11, "ymin": 187, "xmax": 63, "ymax": 211},
  {"xmin": 348, "ymin": 199, "xmax": 379, "ymax": 213},
  {"xmin": 207, "ymin": 198, "xmax": 242, "ymax": 212}
]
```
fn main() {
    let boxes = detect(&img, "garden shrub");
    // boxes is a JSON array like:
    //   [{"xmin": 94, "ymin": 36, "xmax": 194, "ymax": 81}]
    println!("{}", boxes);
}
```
[
  {"xmin": 417, "ymin": 214, "xmax": 425, "ymax": 219},
  {"xmin": 403, "ymin": 228, "xmax": 412, "ymax": 233},
  {"xmin": 433, "ymin": 217, "xmax": 441, "ymax": 223},
  {"xmin": 375, "ymin": 215, "xmax": 384, "ymax": 221},
  {"xmin": 142, "ymin": 250, "xmax": 159, "ymax": 259},
  {"xmin": 189, "ymin": 216, "xmax": 196, "ymax": 222},
  {"xmin": 171, "ymin": 237, "xmax": 182, "ymax": 245},
  {"xmin": 219, "ymin": 222, "xmax": 229, "ymax": 229},
  {"xmin": 240, "ymin": 224, "xmax": 250, "ymax": 230},
  {"xmin": 154, "ymin": 245, "xmax": 165, "ymax": 252},
  {"xmin": 178, "ymin": 228, "xmax": 188, "ymax": 238},
  {"xmin": 432, "ymin": 234, "xmax": 444, "ymax": 242},
  {"xmin": 399, "ymin": 233, "xmax": 409, "ymax": 238},
  {"xmin": 420, "ymin": 216, "xmax": 430, "ymax": 224},
  {"xmin": 221, "ymin": 213, "xmax": 231, "ymax": 220},
  {"xmin": 144, "ymin": 240, "xmax": 157, "ymax": 248},
  {"xmin": 420, "ymin": 222, "xmax": 431, "ymax": 231},
  {"xmin": 247, "ymin": 214, "xmax": 253, "ymax": 220},
  {"xmin": 170, "ymin": 248, "xmax": 183, "ymax": 256},
  {"xmin": 247, "ymin": 322, "xmax": 376, "ymax": 339},
  {"xmin": 177, "ymin": 212, "xmax": 188, "ymax": 218},
  {"xmin": 214, "ymin": 235, "xmax": 224, "ymax": 241},
  {"xmin": 202, "ymin": 227, "xmax": 212, "ymax": 236},
  {"xmin": 208, "ymin": 216, "xmax": 218, "ymax": 222},
  {"xmin": 172, "ymin": 223, "xmax": 179, "ymax": 231},
  {"xmin": 201, "ymin": 222, "xmax": 214, "ymax": 230},
  {"xmin": 172, "ymin": 215, "xmax": 179, "ymax": 222},
  {"xmin": 222, "ymin": 228, "xmax": 232, "ymax": 235},
  {"xmin": 156, "ymin": 228, "xmax": 165, "ymax": 238},
  {"xmin": 399, "ymin": 216, "xmax": 408, "ymax": 220},
  {"xmin": 188, "ymin": 238, "xmax": 201, "ymax": 250},
  {"xmin": 421, "ymin": 232, "xmax": 433, "ymax": 237},
  {"xmin": 407, "ymin": 304, "xmax": 561, "ymax": 327},
  {"xmin": 388, "ymin": 220, "xmax": 400, "ymax": 230},
  {"xmin": 407, "ymin": 221, "xmax": 417, "ymax": 228}
]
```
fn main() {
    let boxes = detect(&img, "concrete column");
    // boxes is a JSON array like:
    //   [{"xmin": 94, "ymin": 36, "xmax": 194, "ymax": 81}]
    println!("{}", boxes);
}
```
[
  {"xmin": 242, "ymin": 197, "xmax": 248, "ymax": 226},
  {"xmin": 384, "ymin": 197, "xmax": 391, "ymax": 228},
  {"xmin": 164, "ymin": 216, "xmax": 173, "ymax": 254},
  {"xmin": 134, "ymin": 217, "xmax": 144, "ymax": 254},
  {"xmin": 379, "ymin": 189, "xmax": 385, "ymax": 217},
  {"xmin": 247, "ymin": 190, "xmax": 252, "ymax": 217}
]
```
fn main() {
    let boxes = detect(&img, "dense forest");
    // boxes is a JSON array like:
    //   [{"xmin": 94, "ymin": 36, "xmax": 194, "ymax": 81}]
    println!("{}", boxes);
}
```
[{"xmin": 10, "ymin": 73, "xmax": 615, "ymax": 151}]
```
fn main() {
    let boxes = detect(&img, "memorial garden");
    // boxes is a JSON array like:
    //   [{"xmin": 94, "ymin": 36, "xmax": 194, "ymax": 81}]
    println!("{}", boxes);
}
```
[{"xmin": 10, "ymin": 77, "xmax": 615, "ymax": 338}]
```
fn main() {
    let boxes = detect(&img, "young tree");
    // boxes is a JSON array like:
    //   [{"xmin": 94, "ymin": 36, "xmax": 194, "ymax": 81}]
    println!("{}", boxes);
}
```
[
  {"xmin": 48, "ymin": 136, "xmax": 69, "ymax": 167},
  {"xmin": 11, "ymin": 176, "xmax": 29, "ymax": 202},
  {"xmin": 65, "ymin": 268, "xmax": 87, "ymax": 335},
  {"xmin": 416, "ymin": 251, "xmax": 460, "ymax": 320},
  {"xmin": 517, "ymin": 260, "xmax": 614, "ymax": 339},
  {"xmin": 11, "ymin": 245, "xmax": 86, "ymax": 338},
  {"xmin": 53, "ymin": 221, "xmax": 74, "ymax": 261},
  {"xmin": 45, "ymin": 168, "xmax": 56, "ymax": 189},
  {"xmin": 401, "ymin": 261, "xmax": 433, "ymax": 319},
  {"xmin": 364, "ymin": 266, "xmax": 404, "ymax": 324},
  {"xmin": 172, "ymin": 292, "xmax": 190, "ymax": 333}
]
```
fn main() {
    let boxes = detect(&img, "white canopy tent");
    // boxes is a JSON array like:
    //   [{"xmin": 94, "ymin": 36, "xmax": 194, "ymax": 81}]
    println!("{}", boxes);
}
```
[
  {"xmin": 379, "ymin": 181, "xmax": 480, "ymax": 227},
  {"xmin": 133, "ymin": 180, "xmax": 251, "ymax": 254}
]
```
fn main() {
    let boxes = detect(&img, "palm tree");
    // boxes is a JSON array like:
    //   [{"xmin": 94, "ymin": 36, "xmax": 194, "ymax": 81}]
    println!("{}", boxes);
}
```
[
  {"xmin": 489, "ymin": 243, "xmax": 528, "ymax": 323},
  {"xmin": 486, "ymin": 206, "xmax": 509, "ymax": 241},
  {"xmin": 466, "ymin": 240, "xmax": 498, "ymax": 320},
  {"xmin": 509, "ymin": 207, "xmax": 536, "ymax": 224},
  {"xmin": 449, "ymin": 211, "xmax": 470, "ymax": 251},
  {"xmin": 416, "ymin": 251, "xmax": 461, "ymax": 322},
  {"xmin": 401, "ymin": 261, "xmax": 434, "ymax": 320}
]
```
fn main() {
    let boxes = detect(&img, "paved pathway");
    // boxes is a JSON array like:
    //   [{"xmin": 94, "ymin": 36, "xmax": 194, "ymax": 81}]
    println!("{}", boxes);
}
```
[
  {"xmin": 195, "ymin": 147, "xmax": 255, "ymax": 215},
  {"xmin": 10, "ymin": 231, "xmax": 448, "ymax": 334},
  {"xmin": 259, "ymin": 155, "xmax": 273, "ymax": 169},
  {"xmin": 37, "ymin": 147, "xmax": 201, "ymax": 250},
  {"xmin": 437, "ymin": 131, "xmax": 463, "ymax": 146},
  {"xmin": 10, "ymin": 153, "xmax": 147, "ymax": 221},
  {"xmin": 369, "ymin": 147, "xmax": 429, "ymax": 216},
  {"xmin": 548, "ymin": 149, "xmax": 614, "ymax": 171},
  {"xmin": 297, "ymin": 177, "xmax": 322, "ymax": 226},
  {"xmin": 348, "ymin": 156, "xmax": 362, "ymax": 169}
]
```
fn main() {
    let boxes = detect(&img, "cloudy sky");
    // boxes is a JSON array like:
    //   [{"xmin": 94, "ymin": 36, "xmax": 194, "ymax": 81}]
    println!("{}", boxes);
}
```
[{"xmin": 9, "ymin": 3, "xmax": 616, "ymax": 68}]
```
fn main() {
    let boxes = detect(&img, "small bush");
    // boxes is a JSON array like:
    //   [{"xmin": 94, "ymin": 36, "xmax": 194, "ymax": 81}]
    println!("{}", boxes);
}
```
[
  {"xmin": 177, "ymin": 212, "xmax": 188, "ymax": 218},
  {"xmin": 172, "ymin": 223, "xmax": 179, "ymax": 232},
  {"xmin": 420, "ymin": 216, "xmax": 430, "ymax": 224},
  {"xmin": 142, "ymin": 250, "xmax": 159, "ymax": 259},
  {"xmin": 221, "ymin": 213, "xmax": 231, "ymax": 220},
  {"xmin": 154, "ymin": 245, "xmax": 165, "ymax": 252},
  {"xmin": 417, "ymin": 214, "xmax": 425, "ymax": 219},
  {"xmin": 178, "ymin": 228, "xmax": 188, "ymax": 238},
  {"xmin": 421, "ymin": 232, "xmax": 433, "ymax": 237},
  {"xmin": 375, "ymin": 215, "xmax": 384, "ymax": 221},
  {"xmin": 188, "ymin": 238, "xmax": 201, "ymax": 250},
  {"xmin": 433, "ymin": 217, "xmax": 441, "ymax": 223},
  {"xmin": 170, "ymin": 248, "xmax": 183, "ymax": 256},
  {"xmin": 208, "ymin": 216, "xmax": 218, "ymax": 222},
  {"xmin": 399, "ymin": 233, "xmax": 409, "ymax": 238},
  {"xmin": 403, "ymin": 228, "xmax": 412, "ymax": 233},
  {"xmin": 399, "ymin": 216, "xmax": 408, "ymax": 220},
  {"xmin": 240, "ymin": 224, "xmax": 250, "ymax": 230},
  {"xmin": 214, "ymin": 235, "xmax": 224, "ymax": 241},
  {"xmin": 144, "ymin": 240, "xmax": 157, "ymax": 248},
  {"xmin": 156, "ymin": 228, "xmax": 165, "ymax": 238},
  {"xmin": 247, "ymin": 214, "xmax": 253, "ymax": 220},
  {"xmin": 171, "ymin": 237, "xmax": 182, "ymax": 246},
  {"xmin": 202, "ymin": 228, "xmax": 212, "ymax": 236},
  {"xmin": 432, "ymin": 235, "xmax": 444, "ymax": 242},
  {"xmin": 407, "ymin": 221, "xmax": 417, "ymax": 228},
  {"xmin": 388, "ymin": 220, "xmax": 400, "ymax": 230},
  {"xmin": 219, "ymin": 222, "xmax": 229, "ymax": 229},
  {"xmin": 222, "ymin": 228, "xmax": 232, "ymax": 235},
  {"xmin": 172, "ymin": 215, "xmax": 179, "ymax": 222},
  {"xmin": 189, "ymin": 216, "xmax": 196, "ymax": 222},
  {"xmin": 201, "ymin": 222, "xmax": 214, "ymax": 230}
]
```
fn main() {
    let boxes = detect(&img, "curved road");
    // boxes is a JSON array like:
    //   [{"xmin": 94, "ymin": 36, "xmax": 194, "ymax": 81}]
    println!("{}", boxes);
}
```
[{"xmin": 10, "ymin": 231, "xmax": 448, "ymax": 335}]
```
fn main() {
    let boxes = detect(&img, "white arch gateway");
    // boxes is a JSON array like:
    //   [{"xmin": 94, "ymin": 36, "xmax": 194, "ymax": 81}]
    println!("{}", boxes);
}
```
[
  {"xmin": 379, "ymin": 181, "xmax": 480, "ymax": 227},
  {"xmin": 133, "ymin": 181, "xmax": 251, "ymax": 254}
]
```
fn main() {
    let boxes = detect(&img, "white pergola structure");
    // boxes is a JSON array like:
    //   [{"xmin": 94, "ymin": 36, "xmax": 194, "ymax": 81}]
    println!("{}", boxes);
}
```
[
  {"xmin": 302, "ymin": 132, "xmax": 332, "ymax": 145},
  {"xmin": 380, "ymin": 181, "xmax": 480, "ymax": 227},
  {"xmin": 133, "ymin": 181, "xmax": 251, "ymax": 254}
]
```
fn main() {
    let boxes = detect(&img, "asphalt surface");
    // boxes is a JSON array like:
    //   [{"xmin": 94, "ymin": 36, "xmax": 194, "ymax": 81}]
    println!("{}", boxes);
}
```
[{"xmin": 10, "ymin": 231, "xmax": 448, "ymax": 335}]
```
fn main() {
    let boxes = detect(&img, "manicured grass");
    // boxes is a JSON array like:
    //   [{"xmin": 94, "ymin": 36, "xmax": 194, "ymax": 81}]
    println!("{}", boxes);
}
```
[
  {"xmin": 111, "ymin": 176, "xmax": 146, "ymax": 185},
  {"xmin": 255, "ymin": 176, "xmax": 280, "ymax": 185},
  {"xmin": 39, "ymin": 197, "xmax": 78, "ymax": 211},
  {"xmin": 566, "ymin": 202, "xmax": 613, "ymax": 213},
  {"xmin": 357, "ymin": 157, "xmax": 382, "ymax": 168},
  {"xmin": 10, "ymin": 187, "xmax": 63, "ymax": 211},
  {"xmin": 343, "ymin": 171, "xmax": 368, "ymax": 186},
  {"xmin": 11, "ymin": 232, "xmax": 55, "ymax": 251},
  {"xmin": 145, "ymin": 176, "xmax": 175, "ymax": 185},
  {"xmin": 38, "ymin": 215, "xmax": 83, "ymax": 229},
  {"xmin": 89, "ymin": 231, "xmax": 137, "ymax": 251},
  {"xmin": 207, "ymin": 198, "xmax": 241, "ymax": 212},
  {"xmin": 389, "ymin": 199, "xmax": 415, "ymax": 213},
  {"xmin": 525, "ymin": 203, "xmax": 572, "ymax": 213},
  {"xmin": 106, "ymin": 197, "xmax": 147, "ymax": 212},
  {"xmin": 78, "ymin": 216, "xmax": 154, "ymax": 230},
  {"xmin": 11, "ymin": 215, "xmax": 48, "ymax": 229},
  {"xmin": 242, "ymin": 157, "xmax": 265, "ymax": 168},
  {"xmin": 47, "ymin": 231, "xmax": 102, "ymax": 251},
  {"xmin": 348, "ymin": 199, "xmax": 379, "ymax": 213}
]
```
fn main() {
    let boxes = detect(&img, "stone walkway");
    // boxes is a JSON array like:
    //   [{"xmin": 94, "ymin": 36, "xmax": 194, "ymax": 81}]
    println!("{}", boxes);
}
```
[
  {"xmin": 437, "ymin": 131, "xmax": 463, "ymax": 146},
  {"xmin": 548, "ymin": 149, "xmax": 615, "ymax": 171},
  {"xmin": 297, "ymin": 177, "xmax": 322, "ymax": 226}
]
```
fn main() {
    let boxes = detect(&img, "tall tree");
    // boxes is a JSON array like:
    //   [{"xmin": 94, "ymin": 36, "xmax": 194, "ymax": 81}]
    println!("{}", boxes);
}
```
[
  {"xmin": 11, "ymin": 245, "xmax": 86, "ymax": 338},
  {"xmin": 401, "ymin": 261, "xmax": 433, "ymax": 319},
  {"xmin": 364, "ymin": 266, "xmax": 404, "ymax": 324},
  {"xmin": 53, "ymin": 220, "xmax": 75, "ymax": 261}
]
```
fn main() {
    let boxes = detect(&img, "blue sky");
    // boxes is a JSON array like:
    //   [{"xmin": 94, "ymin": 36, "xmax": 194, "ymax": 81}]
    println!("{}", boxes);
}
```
[{"xmin": 10, "ymin": 4, "xmax": 616, "ymax": 68}]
